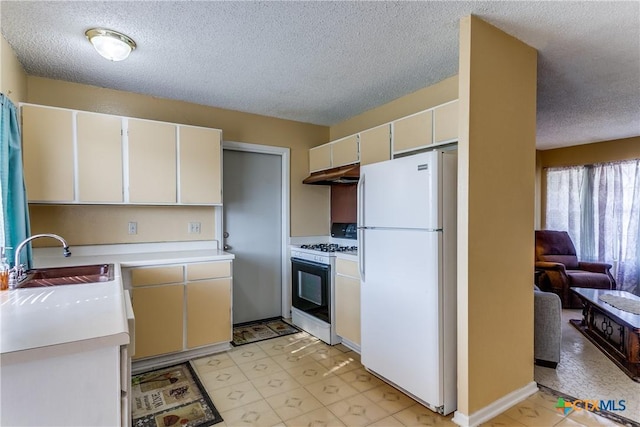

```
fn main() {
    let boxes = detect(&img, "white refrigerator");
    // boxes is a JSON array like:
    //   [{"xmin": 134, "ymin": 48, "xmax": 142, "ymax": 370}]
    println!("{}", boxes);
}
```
[{"xmin": 358, "ymin": 149, "xmax": 457, "ymax": 415}]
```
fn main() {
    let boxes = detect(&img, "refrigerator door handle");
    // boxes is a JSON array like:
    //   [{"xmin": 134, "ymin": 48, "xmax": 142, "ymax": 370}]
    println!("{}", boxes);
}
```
[
  {"xmin": 357, "ymin": 174, "xmax": 365, "ymax": 281},
  {"xmin": 358, "ymin": 228, "xmax": 365, "ymax": 281},
  {"xmin": 357, "ymin": 173, "xmax": 364, "ymax": 227}
]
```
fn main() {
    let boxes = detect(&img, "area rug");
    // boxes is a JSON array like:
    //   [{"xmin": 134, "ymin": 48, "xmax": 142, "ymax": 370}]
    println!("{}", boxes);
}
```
[
  {"xmin": 131, "ymin": 362, "xmax": 223, "ymax": 427},
  {"xmin": 538, "ymin": 384, "xmax": 639, "ymax": 427},
  {"xmin": 535, "ymin": 309, "xmax": 640, "ymax": 424},
  {"xmin": 232, "ymin": 317, "xmax": 300, "ymax": 346}
]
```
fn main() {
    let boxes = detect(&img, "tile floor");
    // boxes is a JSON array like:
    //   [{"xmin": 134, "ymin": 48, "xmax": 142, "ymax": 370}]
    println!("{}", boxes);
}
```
[{"xmin": 191, "ymin": 331, "xmax": 627, "ymax": 427}]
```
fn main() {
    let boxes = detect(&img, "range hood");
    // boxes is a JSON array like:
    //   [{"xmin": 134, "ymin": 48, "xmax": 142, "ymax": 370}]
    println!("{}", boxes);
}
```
[{"xmin": 303, "ymin": 164, "xmax": 360, "ymax": 185}]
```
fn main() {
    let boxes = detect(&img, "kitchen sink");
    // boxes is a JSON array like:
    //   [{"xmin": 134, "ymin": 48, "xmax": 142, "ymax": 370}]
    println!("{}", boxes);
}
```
[{"xmin": 16, "ymin": 264, "xmax": 115, "ymax": 288}]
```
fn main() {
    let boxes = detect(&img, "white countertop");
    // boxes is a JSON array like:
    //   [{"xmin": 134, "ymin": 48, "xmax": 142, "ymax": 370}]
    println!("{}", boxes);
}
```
[{"xmin": 1, "ymin": 241, "xmax": 234, "ymax": 362}]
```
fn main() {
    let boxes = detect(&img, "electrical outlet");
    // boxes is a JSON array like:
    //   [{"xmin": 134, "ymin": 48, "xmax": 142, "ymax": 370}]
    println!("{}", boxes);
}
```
[
  {"xmin": 128, "ymin": 221, "xmax": 137, "ymax": 235},
  {"xmin": 188, "ymin": 222, "xmax": 201, "ymax": 234}
]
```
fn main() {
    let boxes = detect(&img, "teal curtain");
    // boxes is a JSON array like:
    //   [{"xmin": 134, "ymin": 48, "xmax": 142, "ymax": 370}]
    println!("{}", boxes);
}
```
[{"xmin": 0, "ymin": 94, "xmax": 31, "ymax": 268}]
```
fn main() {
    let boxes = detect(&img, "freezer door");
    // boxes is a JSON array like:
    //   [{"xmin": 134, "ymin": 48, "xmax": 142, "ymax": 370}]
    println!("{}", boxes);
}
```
[
  {"xmin": 361, "ymin": 228, "xmax": 444, "ymax": 407},
  {"xmin": 360, "ymin": 150, "xmax": 440, "ymax": 229}
]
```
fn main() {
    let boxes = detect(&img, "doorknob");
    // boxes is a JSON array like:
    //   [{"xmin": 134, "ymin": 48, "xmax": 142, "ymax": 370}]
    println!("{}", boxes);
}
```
[{"xmin": 223, "ymin": 232, "xmax": 230, "ymax": 238}]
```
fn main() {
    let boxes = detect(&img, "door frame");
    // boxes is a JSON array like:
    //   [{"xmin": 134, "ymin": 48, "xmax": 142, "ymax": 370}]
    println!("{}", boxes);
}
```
[{"xmin": 219, "ymin": 141, "xmax": 291, "ymax": 319}]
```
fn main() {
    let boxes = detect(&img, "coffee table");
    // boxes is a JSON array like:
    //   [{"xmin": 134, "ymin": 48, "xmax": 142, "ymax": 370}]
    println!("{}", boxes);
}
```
[{"xmin": 570, "ymin": 287, "xmax": 640, "ymax": 382}]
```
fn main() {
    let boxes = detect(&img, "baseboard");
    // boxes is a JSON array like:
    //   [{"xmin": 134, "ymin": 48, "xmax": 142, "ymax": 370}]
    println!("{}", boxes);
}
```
[
  {"xmin": 132, "ymin": 342, "xmax": 231, "ymax": 374},
  {"xmin": 339, "ymin": 337, "xmax": 361, "ymax": 353},
  {"xmin": 452, "ymin": 381, "xmax": 538, "ymax": 427}
]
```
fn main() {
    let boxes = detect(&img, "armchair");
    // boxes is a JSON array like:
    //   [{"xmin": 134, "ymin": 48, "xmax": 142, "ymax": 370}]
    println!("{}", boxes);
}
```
[{"xmin": 535, "ymin": 230, "xmax": 616, "ymax": 308}]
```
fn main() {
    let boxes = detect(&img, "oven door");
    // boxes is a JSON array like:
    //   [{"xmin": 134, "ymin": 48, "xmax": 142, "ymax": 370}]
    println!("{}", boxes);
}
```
[{"xmin": 291, "ymin": 257, "xmax": 330, "ymax": 323}]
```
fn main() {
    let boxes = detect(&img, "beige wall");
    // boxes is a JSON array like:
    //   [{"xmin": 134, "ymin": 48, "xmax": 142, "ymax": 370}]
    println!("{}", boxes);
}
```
[
  {"xmin": 539, "ymin": 136, "xmax": 640, "ymax": 167},
  {"xmin": 330, "ymin": 75, "xmax": 458, "ymax": 141},
  {"xmin": 25, "ymin": 77, "xmax": 330, "ymax": 245},
  {"xmin": 457, "ymin": 15, "xmax": 537, "ymax": 416},
  {"xmin": 1, "ymin": 34, "xmax": 27, "ymax": 104},
  {"xmin": 538, "ymin": 136, "xmax": 640, "ymax": 228},
  {"xmin": 30, "ymin": 205, "xmax": 215, "ymax": 245}
]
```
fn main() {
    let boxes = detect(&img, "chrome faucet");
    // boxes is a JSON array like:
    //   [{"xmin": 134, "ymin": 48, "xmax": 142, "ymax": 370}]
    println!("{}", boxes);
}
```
[{"xmin": 9, "ymin": 234, "xmax": 71, "ymax": 289}]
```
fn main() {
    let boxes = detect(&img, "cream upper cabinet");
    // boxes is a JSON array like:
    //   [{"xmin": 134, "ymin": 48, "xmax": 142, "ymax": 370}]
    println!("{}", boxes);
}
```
[
  {"xmin": 21, "ymin": 103, "xmax": 223, "ymax": 206},
  {"xmin": 309, "ymin": 143, "xmax": 332, "ymax": 173},
  {"xmin": 359, "ymin": 124, "xmax": 391, "ymax": 166},
  {"xmin": 393, "ymin": 110, "xmax": 433, "ymax": 154},
  {"xmin": 335, "ymin": 257, "xmax": 361, "ymax": 347},
  {"xmin": 127, "ymin": 118, "xmax": 177, "ymax": 204},
  {"xmin": 179, "ymin": 126, "xmax": 222, "ymax": 204},
  {"xmin": 331, "ymin": 135, "xmax": 359, "ymax": 168},
  {"xmin": 309, "ymin": 134, "xmax": 359, "ymax": 173},
  {"xmin": 77, "ymin": 112, "xmax": 123, "ymax": 203},
  {"xmin": 433, "ymin": 100, "xmax": 459, "ymax": 144},
  {"xmin": 21, "ymin": 105, "xmax": 74, "ymax": 202}
]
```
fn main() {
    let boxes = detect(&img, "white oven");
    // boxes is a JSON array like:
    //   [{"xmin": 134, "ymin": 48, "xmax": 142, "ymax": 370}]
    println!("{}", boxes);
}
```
[{"xmin": 290, "ymin": 249, "xmax": 341, "ymax": 345}]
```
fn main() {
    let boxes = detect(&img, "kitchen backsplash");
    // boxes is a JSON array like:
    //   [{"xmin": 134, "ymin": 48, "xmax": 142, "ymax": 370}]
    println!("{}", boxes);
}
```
[
  {"xmin": 28, "ymin": 205, "xmax": 216, "ymax": 246},
  {"xmin": 331, "ymin": 184, "xmax": 357, "ymax": 224}
]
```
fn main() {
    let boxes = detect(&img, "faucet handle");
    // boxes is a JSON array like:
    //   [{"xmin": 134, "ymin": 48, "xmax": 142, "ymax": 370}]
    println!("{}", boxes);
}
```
[{"xmin": 8, "ymin": 270, "xmax": 17, "ymax": 289}]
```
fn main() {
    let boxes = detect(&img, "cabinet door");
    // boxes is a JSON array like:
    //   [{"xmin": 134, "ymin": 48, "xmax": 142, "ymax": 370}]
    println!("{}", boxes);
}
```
[
  {"xmin": 309, "ymin": 144, "xmax": 331, "ymax": 173},
  {"xmin": 131, "ymin": 285, "xmax": 184, "ymax": 359},
  {"xmin": 359, "ymin": 124, "xmax": 390, "ymax": 166},
  {"xmin": 186, "ymin": 278, "xmax": 231, "ymax": 348},
  {"xmin": 331, "ymin": 135, "xmax": 359, "ymax": 167},
  {"xmin": 128, "ymin": 119, "xmax": 177, "ymax": 203},
  {"xmin": 393, "ymin": 110, "xmax": 433, "ymax": 154},
  {"xmin": 21, "ymin": 105, "xmax": 74, "ymax": 202},
  {"xmin": 335, "ymin": 274, "xmax": 361, "ymax": 345},
  {"xmin": 179, "ymin": 126, "xmax": 222, "ymax": 204},
  {"xmin": 433, "ymin": 100, "xmax": 459, "ymax": 144},
  {"xmin": 77, "ymin": 112, "xmax": 123, "ymax": 202}
]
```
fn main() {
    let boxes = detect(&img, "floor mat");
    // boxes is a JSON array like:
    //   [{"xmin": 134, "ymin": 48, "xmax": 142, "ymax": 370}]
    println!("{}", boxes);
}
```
[
  {"xmin": 232, "ymin": 317, "xmax": 300, "ymax": 346},
  {"xmin": 131, "ymin": 362, "xmax": 223, "ymax": 427}
]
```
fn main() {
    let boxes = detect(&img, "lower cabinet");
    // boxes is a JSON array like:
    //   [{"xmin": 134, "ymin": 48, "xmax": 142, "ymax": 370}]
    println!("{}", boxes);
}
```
[
  {"xmin": 129, "ymin": 260, "xmax": 232, "ymax": 360},
  {"xmin": 335, "ymin": 257, "xmax": 361, "ymax": 348},
  {"xmin": 187, "ymin": 279, "xmax": 231, "ymax": 348},
  {"xmin": 132, "ymin": 284, "xmax": 184, "ymax": 359}
]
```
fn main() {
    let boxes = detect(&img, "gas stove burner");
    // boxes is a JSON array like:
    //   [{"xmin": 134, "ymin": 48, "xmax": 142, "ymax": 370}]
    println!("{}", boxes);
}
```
[{"xmin": 300, "ymin": 243, "xmax": 358, "ymax": 253}]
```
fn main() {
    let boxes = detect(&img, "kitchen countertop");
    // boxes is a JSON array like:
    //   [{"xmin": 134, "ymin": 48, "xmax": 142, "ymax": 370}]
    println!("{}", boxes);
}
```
[{"xmin": 1, "ymin": 241, "xmax": 234, "ymax": 362}]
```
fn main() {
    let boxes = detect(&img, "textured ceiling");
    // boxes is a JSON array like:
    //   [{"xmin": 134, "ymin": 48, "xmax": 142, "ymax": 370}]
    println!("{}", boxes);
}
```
[{"xmin": 1, "ymin": 1, "xmax": 639, "ymax": 150}]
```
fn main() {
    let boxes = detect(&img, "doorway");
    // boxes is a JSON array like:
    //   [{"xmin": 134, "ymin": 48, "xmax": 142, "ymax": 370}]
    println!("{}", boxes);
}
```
[{"xmin": 222, "ymin": 142, "xmax": 290, "ymax": 324}]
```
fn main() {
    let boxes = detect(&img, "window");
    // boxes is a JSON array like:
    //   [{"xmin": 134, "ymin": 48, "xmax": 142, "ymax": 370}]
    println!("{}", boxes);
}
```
[{"xmin": 544, "ymin": 159, "xmax": 640, "ymax": 295}]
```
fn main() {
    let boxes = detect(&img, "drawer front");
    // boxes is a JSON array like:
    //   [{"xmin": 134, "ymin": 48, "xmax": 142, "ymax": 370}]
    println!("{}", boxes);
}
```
[
  {"xmin": 131, "ymin": 266, "xmax": 184, "ymax": 287},
  {"xmin": 187, "ymin": 261, "xmax": 232, "ymax": 281},
  {"xmin": 336, "ymin": 258, "xmax": 359, "ymax": 278}
]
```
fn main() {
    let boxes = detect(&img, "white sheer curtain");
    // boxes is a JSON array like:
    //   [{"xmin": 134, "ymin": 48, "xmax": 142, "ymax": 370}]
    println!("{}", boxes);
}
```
[{"xmin": 545, "ymin": 160, "xmax": 640, "ymax": 295}]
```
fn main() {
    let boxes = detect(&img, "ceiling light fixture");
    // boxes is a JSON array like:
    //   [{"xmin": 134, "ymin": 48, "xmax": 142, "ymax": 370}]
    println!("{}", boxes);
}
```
[{"xmin": 85, "ymin": 28, "xmax": 136, "ymax": 61}]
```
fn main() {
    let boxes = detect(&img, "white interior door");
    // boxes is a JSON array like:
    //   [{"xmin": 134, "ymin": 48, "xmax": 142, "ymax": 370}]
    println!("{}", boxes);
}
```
[{"xmin": 223, "ymin": 149, "xmax": 282, "ymax": 324}]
